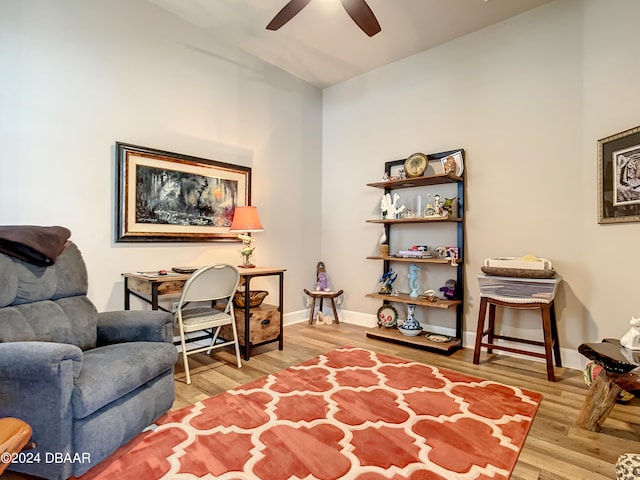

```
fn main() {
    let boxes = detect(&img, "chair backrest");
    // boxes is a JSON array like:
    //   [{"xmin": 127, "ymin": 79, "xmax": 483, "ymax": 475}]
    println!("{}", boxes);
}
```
[
  {"xmin": 178, "ymin": 264, "xmax": 240, "ymax": 307},
  {"xmin": 0, "ymin": 242, "xmax": 99, "ymax": 349}
]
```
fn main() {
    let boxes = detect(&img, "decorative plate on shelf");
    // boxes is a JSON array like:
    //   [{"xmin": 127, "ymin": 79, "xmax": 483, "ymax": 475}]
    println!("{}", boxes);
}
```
[
  {"xmin": 377, "ymin": 304, "xmax": 398, "ymax": 328},
  {"xmin": 425, "ymin": 333, "xmax": 452, "ymax": 343},
  {"xmin": 404, "ymin": 153, "xmax": 428, "ymax": 178}
]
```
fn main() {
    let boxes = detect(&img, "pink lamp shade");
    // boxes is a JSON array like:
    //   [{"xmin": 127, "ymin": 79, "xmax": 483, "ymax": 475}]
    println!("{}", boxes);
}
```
[{"xmin": 229, "ymin": 206, "xmax": 264, "ymax": 232}]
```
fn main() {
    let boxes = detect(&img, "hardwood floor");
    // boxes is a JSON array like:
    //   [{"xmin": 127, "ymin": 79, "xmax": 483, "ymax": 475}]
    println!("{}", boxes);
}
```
[
  {"xmin": 5, "ymin": 322, "xmax": 638, "ymax": 479},
  {"xmin": 175, "ymin": 322, "xmax": 640, "ymax": 480}
]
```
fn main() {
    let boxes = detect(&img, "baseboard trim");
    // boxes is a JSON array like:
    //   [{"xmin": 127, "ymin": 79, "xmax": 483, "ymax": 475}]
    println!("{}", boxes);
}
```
[{"xmin": 288, "ymin": 308, "xmax": 586, "ymax": 372}]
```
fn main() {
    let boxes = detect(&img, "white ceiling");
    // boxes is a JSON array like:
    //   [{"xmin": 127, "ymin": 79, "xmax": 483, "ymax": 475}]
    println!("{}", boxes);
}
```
[{"xmin": 147, "ymin": 0, "xmax": 552, "ymax": 88}]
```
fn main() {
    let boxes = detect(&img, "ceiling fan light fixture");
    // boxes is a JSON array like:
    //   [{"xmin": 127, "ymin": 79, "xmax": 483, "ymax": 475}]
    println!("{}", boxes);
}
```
[
  {"xmin": 266, "ymin": 0, "xmax": 381, "ymax": 36},
  {"xmin": 339, "ymin": 0, "xmax": 381, "ymax": 37}
]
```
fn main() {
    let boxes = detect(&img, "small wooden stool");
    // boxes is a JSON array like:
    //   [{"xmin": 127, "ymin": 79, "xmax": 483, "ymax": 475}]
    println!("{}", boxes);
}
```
[
  {"xmin": 472, "ymin": 296, "xmax": 561, "ymax": 381},
  {"xmin": 304, "ymin": 289, "xmax": 343, "ymax": 325}
]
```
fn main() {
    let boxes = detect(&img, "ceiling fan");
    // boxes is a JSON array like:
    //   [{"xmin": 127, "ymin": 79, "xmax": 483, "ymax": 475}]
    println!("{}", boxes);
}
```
[{"xmin": 266, "ymin": 0, "xmax": 381, "ymax": 37}]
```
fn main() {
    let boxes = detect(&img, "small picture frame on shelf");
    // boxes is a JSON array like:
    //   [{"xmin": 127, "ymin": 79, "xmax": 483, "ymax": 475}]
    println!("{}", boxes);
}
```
[{"xmin": 440, "ymin": 151, "xmax": 464, "ymax": 176}]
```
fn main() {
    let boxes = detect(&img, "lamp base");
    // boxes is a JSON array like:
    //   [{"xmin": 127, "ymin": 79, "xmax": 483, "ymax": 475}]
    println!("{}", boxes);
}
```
[{"xmin": 239, "ymin": 253, "xmax": 255, "ymax": 269}]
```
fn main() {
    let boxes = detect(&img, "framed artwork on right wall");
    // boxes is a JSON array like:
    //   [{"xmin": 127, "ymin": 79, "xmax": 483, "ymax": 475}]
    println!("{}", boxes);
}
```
[{"xmin": 598, "ymin": 124, "xmax": 640, "ymax": 224}]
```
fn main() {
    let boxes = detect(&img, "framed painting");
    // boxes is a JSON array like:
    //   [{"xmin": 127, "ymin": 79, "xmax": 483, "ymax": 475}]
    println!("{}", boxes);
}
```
[
  {"xmin": 116, "ymin": 142, "xmax": 251, "ymax": 242},
  {"xmin": 598, "ymin": 125, "xmax": 640, "ymax": 224}
]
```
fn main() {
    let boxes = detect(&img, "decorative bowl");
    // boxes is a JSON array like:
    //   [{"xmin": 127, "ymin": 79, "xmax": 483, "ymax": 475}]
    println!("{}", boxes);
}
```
[
  {"xmin": 233, "ymin": 290, "xmax": 268, "ymax": 308},
  {"xmin": 398, "ymin": 326, "xmax": 423, "ymax": 337}
]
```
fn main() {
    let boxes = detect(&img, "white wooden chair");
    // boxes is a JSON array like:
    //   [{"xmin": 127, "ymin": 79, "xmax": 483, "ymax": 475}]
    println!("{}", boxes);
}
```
[{"xmin": 175, "ymin": 264, "xmax": 242, "ymax": 384}]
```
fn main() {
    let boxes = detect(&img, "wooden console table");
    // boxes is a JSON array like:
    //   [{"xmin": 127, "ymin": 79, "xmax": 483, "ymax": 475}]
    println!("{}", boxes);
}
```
[{"xmin": 122, "ymin": 267, "xmax": 286, "ymax": 360}]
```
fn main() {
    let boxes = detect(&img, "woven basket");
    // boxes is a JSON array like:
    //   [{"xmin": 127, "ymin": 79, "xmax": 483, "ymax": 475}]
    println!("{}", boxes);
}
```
[
  {"xmin": 481, "ymin": 266, "xmax": 556, "ymax": 278},
  {"xmin": 233, "ymin": 290, "xmax": 268, "ymax": 308}
]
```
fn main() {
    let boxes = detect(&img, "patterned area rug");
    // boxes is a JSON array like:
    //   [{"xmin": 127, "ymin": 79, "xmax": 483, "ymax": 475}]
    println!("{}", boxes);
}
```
[{"xmin": 77, "ymin": 347, "xmax": 542, "ymax": 480}]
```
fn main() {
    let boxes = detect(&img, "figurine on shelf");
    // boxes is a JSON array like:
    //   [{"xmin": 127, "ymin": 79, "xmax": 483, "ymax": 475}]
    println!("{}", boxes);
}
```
[
  {"xmin": 440, "ymin": 279, "xmax": 457, "ymax": 300},
  {"xmin": 424, "ymin": 194, "xmax": 434, "ymax": 217},
  {"xmin": 315, "ymin": 271, "xmax": 330, "ymax": 292},
  {"xmin": 434, "ymin": 246, "xmax": 446, "ymax": 259},
  {"xmin": 380, "ymin": 193, "xmax": 406, "ymax": 219},
  {"xmin": 433, "ymin": 195, "xmax": 443, "ymax": 216},
  {"xmin": 442, "ymin": 197, "xmax": 458, "ymax": 217},
  {"xmin": 408, "ymin": 263, "xmax": 420, "ymax": 298},
  {"xmin": 379, "ymin": 269, "xmax": 398, "ymax": 294},
  {"xmin": 313, "ymin": 261, "xmax": 333, "ymax": 292}
]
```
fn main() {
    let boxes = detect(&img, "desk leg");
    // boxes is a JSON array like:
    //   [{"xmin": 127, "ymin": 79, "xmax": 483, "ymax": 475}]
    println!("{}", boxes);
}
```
[
  {"xmin": 243, "ymin": 278, "xmax": 251, "ymax": 361},
  {"xmin": 151, "ymin": 283, "xmax": 159, "ymax": 310},
  {"xmin": 124, "ymin": 277, "xmax": 130, "ymax": 310},
  {"xmin": 278, "ymin": 272, "xmax": 284, "ymax": 350}
]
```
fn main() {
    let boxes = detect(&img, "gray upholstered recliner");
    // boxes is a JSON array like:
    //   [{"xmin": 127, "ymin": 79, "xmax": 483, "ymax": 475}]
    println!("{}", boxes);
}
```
[{"xmin": 0, "ymin": 242, "xmax": 178, "ymax": 479}]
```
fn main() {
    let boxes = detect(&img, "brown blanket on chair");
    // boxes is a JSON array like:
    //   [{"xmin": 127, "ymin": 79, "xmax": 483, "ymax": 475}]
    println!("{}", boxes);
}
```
[{"xmin": 0, "ymin": 225, "xmax": 71, "ymax": 266}]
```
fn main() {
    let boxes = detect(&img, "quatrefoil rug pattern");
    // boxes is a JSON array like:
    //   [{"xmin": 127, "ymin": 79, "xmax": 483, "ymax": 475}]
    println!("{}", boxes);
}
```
[{"xmin": 77, "ymin": 347, "xmax": 542, "ymax": 480}]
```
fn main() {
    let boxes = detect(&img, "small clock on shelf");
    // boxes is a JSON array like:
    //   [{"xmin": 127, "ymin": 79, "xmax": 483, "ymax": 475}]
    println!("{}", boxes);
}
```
[{"xmin": 404, "ymin": 152, "xmax": 428, "ymax": 178}]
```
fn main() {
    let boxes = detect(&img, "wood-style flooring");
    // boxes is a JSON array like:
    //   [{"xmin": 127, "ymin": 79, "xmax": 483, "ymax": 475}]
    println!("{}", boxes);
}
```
[
  {"xmin": 5, "ymin": 322, "xmax": 639, "ymax": 479},
  {"xmin": 174, "ymin": 322, "xmax": 640, "ymax": 480}
]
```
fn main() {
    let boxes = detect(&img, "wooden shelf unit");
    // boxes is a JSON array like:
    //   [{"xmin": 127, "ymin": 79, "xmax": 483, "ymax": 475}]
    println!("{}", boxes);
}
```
[
  {"xmin": 365, "ymin": 327, "xmax": 462, "ymax": 355},
  {"xmin": 366, "ymin": 217, "xmax": 461, "ymax": 224},
  {"xmin": 365, "ymin": 149, "xmax": 465, "ymax": 354},
  {"xmin": 367, "ymin": 172, "xmax": 462, "ymax": 189},
  {"xmin": 366, "ymin": 255, "xmax": 463, "ymax": 264},
  {"xmin": 365, "ymin": 292, "xmax": 461, "ymax": 309}
]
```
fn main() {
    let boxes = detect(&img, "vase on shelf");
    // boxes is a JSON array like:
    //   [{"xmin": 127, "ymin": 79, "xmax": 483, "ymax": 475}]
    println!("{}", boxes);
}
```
[{"xmin": 398, "ymin": 304, "xmax": 422, "ymax": 336}]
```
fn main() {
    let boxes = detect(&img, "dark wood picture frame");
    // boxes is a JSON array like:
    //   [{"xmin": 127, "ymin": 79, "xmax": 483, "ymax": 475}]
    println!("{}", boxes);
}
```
[
  {"xmin": 598, "ymin": 125, "xmax": 640, "ymax": 224},
  {"xmin": 116, "ymin": 142, "xmax": 251, "ymax": 242}
]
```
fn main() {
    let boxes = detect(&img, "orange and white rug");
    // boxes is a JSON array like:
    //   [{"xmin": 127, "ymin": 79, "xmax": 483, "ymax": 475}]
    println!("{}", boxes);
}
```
[{"xmin": 78, "ymin": 347, "xmax": 542, "ymax": 480}]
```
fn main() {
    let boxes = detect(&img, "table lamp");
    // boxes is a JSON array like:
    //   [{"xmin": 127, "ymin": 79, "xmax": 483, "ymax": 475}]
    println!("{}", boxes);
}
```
[{"xmin": 229, "ymin": 206, "xmax": 264, "ymax": 268}]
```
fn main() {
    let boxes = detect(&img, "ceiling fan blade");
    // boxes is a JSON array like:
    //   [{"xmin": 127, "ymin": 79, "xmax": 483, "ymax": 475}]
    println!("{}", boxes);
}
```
[
  {"xmin": 266, "ymin": 0, "xmax": 313, "ymax": 31},
  {"xmin": 340, "ymin": 0, "xmax": 381, "ymax": 37}
]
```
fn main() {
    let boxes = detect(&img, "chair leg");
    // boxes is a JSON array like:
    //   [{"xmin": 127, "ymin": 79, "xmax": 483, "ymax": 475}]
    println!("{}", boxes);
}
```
[
  {"xmin": 541, "ymin": 304, "xmax": 556, "ymax": 382},
  {"xmin": 550, "ymin": 301, "xmax": 562, "ymax": 367},
  {"xmin": 487, "ymin": 303, "xmax": 496, "ymax": 354},
  {"xmin": 473, "ymin": 297, "xmax": 488, "ymax": 364},
  {"xmin": 206, "ymin": 326, "xmax": 221, "ymax": 355},
  {"xmin": 230, "ymin": 318, "xmax": 242, "ymax": 368},
  {"xmin": 179, "ymin": 327, "xmax": 192, "ymax": 385}
]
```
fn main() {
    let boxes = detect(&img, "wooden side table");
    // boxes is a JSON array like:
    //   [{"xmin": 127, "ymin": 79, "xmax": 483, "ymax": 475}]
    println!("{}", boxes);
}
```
[
  {"xmin": 0, "ymin": 418, "xmax": 33, "ymax": 475},
  {"xmin": 472, "ymin": 296, "xmax": 561, "ymax": 381},
  {"xmin": 576, "ymin": 338, "xmax": 640, "ymax": 431}
]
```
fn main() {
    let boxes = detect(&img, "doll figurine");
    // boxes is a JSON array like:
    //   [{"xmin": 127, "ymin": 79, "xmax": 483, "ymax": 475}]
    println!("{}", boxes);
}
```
[{"xmin": 440, "ymin": 279, "xmax": 457, "ymax": 300}]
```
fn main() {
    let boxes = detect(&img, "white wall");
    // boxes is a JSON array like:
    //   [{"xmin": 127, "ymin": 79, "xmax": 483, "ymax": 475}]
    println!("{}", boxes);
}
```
[
  {"xmin": 323, "ymin": 0, "xmax": 640, "ymax": 369},
  {"xmin": 4, "ymin": 0, "xmax": 640, "ymax": 370},
  {"xmin": 0, "ymin": 0, "xmax": 322, "ymax": 316}
]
